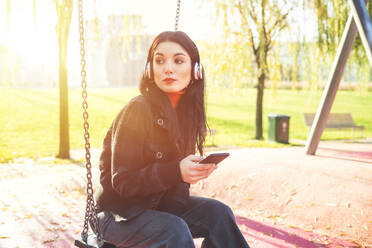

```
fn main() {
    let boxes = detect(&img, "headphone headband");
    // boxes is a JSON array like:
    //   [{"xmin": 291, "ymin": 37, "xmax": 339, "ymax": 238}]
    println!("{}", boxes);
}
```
[{"xmin": 144, "ymin": 41, "xmax": 203, "ymax": 80}]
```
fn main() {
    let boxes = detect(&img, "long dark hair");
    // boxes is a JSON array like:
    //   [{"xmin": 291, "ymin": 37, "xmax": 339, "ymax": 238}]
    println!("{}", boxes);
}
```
[{"xmin": 139, "ymin": 31, "xmax": 207, "ymax": 156}]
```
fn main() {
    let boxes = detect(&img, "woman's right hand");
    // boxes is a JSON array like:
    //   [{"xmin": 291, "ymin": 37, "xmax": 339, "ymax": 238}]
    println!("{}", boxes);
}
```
[{"xmin": 179, "ymin": 155, "xmax": 217, "ymax": 184}]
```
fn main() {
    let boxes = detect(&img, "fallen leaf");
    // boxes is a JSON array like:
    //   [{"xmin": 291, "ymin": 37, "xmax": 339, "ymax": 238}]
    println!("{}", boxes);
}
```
[
  {"xmin": 263, "ymin": 232, "xmax": 273, "ymax": 237},
  {"xmin": 24, "ymin": 214, "xmax": 34, "ymax": 219},
  {"xmin": 273, "ymin": 230, "xmax": 284, "ymax": 236},
  {"xmin": 43, "ymin": 239, "xmax": 56, "ymax": 244},
  {"xmin": 61, "ymin": 213, "xmax": 68, "ymax": 217},
  {"xmin": 246, "ymin": 197, "xmax": 253, "ymax": 201},
  {"xmin": 349, "ymin": 240, "xmax": 362, "ymax": 247},
  {"xmin": 284, "ymin": 197, "xmax": 292, "ymax": 206},
  {"xmin": 325, "ymin": 225, "xmax": 331, "ymax": 230},
  {"xmin": 0, "ymin": 237, "xmax": 10, "ymax": 239}
]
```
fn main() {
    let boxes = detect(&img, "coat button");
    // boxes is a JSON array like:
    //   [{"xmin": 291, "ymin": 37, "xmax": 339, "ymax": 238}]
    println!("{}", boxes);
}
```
[
  {"xmin": 156, "ymin": 151, "xmax": 163, "ymax": 159},
  {"xmin": 157, "ymin": 118, "xmax": 164, "ymax": 126}
]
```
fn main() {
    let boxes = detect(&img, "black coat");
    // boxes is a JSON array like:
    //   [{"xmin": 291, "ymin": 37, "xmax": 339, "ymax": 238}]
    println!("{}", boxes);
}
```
[{"xmin": 95, "ymin": 83, "xmax": 191, "ymax": 221}]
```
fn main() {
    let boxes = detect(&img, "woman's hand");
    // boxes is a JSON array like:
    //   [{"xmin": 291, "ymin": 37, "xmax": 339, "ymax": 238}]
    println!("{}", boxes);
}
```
[{"xmin": 179, "ymin": 155, "xmax": 217, "ymax": 184}]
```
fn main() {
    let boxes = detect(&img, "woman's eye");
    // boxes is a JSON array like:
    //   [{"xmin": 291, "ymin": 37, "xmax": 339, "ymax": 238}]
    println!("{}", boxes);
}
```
[
  {"xmin": 155, "ymin": 58, "xmax": 164, "ymax": 64},
  {"xmin": 175, "ymin": 59, "xmax": 184, "ymax": 64}
]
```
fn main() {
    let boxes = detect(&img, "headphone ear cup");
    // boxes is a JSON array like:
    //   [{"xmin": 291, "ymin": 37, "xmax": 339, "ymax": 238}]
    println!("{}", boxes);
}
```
[
  {"xmin": 194, "ymin": 63, "xmax": 200, "ymax": 80},
  {"xmin": 194, "ymin": 62, "xmax": 203, "ymax": 80},
  {"xmin": 145, "ymin": 62, "xmax": 151, "ymax": 79},
  {"xmin": 194, "ymin": 63, "xmax": 198, "ymax": 80}
]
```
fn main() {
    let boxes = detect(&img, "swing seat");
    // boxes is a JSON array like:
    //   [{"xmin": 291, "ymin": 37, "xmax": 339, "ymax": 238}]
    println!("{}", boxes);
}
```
[{"xmin": 74, "ymin": 233, "xmax": 117, "ymax": 248}]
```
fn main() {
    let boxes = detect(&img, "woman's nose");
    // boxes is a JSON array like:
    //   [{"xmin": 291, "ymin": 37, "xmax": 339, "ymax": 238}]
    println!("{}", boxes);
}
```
[{"xmin": 164, "ymin": 61, "xmax": 174, "ymax": 74}]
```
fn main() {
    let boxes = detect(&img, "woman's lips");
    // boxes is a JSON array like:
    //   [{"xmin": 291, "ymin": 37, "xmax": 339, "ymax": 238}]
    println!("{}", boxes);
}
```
[{"xmin": 163, "ymin": 78, "xmax": 176, "ymax": 83}]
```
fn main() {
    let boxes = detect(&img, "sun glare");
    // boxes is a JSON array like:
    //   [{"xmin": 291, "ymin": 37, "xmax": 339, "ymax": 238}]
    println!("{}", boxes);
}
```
[
  {"xmin": 0, "ymin": 0, "xmax": 58, "ymax": 67},
  {"xmin": 0, "ymin": 0, "xmax": 227, "ymax": 87}
]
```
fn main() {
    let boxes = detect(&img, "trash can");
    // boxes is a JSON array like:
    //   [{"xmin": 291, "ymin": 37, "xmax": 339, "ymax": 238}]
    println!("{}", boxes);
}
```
[{"xmin": 268, "ymin": 114, "xmax": 290, "ymax": 143}]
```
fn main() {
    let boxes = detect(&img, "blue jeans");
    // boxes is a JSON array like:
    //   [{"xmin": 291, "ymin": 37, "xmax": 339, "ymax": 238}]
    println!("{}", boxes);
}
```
[{"xmin": 97, "ymin": 196, "xmax": 250, "ymax": 248}]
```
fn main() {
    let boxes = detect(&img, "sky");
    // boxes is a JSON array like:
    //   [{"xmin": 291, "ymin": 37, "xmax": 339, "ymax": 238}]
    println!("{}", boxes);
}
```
[{"xmin": 0, "ymin": 0, "xmax": 317, "ymax": 68}]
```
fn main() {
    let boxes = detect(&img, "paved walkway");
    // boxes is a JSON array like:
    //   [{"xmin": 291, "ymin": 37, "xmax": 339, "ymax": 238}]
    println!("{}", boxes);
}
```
[{"xmin": 0, "ymin": 141, "xmax": 371, "ymax": 247}]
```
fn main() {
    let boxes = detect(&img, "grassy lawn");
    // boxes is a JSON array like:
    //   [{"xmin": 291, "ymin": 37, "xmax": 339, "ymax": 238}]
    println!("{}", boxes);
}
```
[{"xmin": 1, "ymin": 87, "xmax": 371, "ymax": 163}]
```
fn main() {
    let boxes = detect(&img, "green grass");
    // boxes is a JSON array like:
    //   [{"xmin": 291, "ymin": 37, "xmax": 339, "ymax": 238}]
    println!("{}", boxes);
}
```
[
  {"xmin": 1, "ymin": 87, "xmax": 371, "ymax": 163},
  {"xmin": 207, "ymin": 88, "xmax": 372, "ymax": 144}
]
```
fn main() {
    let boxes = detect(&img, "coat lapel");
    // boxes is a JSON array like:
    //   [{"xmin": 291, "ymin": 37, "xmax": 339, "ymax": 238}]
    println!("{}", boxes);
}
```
[{"xmin": 142, "ymin": 84, "xmax": 183, "ymax": 156}]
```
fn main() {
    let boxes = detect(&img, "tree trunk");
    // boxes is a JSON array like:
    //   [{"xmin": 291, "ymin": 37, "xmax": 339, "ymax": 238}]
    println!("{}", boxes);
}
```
[
  {"xmin": 255, "ymin": 72, "xmax": 265, "ymax": 140},
  {"xmin": 55, "ymin": 1, "xmax": 73, "ymax": 159},
  {"xmin": 57, "ymin": 39, "xmax": 70, "ymax": 158}
]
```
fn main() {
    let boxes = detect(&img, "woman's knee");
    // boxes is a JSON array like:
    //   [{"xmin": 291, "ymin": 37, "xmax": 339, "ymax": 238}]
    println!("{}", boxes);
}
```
[
  {"xmin": 162, "ymin": 215, "xmax": 194, "ymax": 246},
  {"xmin": 165, "ymin": 215, "xmax": 191, "ymax": 236},
  {"xmin": 210, "ymin": 199, "xmax": 233, "ymax": 214},
  {"xmin": 204, "ymin": 199, "xmax": 235, "ymax": 222}
]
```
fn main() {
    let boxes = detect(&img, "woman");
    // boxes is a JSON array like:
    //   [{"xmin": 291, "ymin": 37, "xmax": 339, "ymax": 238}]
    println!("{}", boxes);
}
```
[{"xmin": 95, "ymin": 31, "xmax": 250, "ymax": 248}]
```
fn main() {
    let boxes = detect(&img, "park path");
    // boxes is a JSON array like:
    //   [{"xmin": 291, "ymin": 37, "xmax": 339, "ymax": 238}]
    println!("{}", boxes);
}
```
[{"xmin": 0, "ymin": 143, "xmax": 371, "ymax": 247}]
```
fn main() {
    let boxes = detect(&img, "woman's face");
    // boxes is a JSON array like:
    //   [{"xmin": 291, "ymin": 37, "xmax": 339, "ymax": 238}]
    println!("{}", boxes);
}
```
[{"xmin": 153, "ymin": 41, "xmax": 192, "ymax": 93}]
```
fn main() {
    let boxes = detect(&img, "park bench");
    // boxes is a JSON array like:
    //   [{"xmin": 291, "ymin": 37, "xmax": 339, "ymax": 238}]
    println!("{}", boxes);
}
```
[{"xmin": 303, "ymin": 113, "xmax": 365, "ymax": 137}]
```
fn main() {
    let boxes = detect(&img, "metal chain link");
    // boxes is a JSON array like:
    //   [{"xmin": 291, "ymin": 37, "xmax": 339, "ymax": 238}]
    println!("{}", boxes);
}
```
[
  {"xmin": 77, "ymin": 0, "xmax": 103, "ymax": 245},
  {"xmin": 175, "ymin": 0, "xmax": 181, "ymax": 31}
]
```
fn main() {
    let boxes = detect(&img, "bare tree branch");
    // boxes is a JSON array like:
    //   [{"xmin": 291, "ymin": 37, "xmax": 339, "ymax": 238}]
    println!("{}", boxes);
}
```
[{"xmin": 237, "ymin": 1, "xmax": 258, "ymax": 56}]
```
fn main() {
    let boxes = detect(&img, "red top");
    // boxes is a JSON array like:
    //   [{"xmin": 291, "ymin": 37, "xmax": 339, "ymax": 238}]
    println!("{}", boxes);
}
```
[{"xmin": 166, "ymin": 91, "xmax": 185, "ymax": 109}]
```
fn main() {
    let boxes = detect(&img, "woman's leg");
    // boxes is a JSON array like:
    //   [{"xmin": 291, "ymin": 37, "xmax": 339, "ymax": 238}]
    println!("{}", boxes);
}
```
[
  {"xmin": 97, "ymin": 210, "xmax": 195, "ymax": 248},
  {"xmin": 178, "ymin": 196, "xmax": 250, "ymax": 248}
]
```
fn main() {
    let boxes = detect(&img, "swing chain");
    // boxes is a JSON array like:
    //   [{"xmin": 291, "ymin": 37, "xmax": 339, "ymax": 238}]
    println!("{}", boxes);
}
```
[
  {"xmin": 175, "ymin": 0, "xmax": 181, "ymax": 31},
  {"xmin": 78, "ymin": 0, "xmax": 103, "ymax": 245}
]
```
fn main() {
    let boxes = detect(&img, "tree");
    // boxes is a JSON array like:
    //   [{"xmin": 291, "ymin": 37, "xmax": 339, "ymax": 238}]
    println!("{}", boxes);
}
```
[
  {"xmin": 55, "ymin": 0, "xmax": 73, "ymax": 158},
  {"xmin": 211, "ymin": 0, "xmax": 292, "ymax": 139},
  {"xmin": 4, "ymin": 0, "xmax": 73, "ymax": 158},
  {"xmin": 309, "ymin": 0, "xmax": 372, "ymax": 87}
]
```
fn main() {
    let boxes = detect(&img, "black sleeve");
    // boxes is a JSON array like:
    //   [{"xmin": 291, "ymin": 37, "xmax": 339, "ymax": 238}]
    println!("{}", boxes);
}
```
[{"xmin": 110, "ymin": 99, "xmax": 183, "ymax": 199}]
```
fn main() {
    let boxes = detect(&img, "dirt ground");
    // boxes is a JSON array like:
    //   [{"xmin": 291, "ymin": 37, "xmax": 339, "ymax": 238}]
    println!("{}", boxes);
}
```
[{"xmin": 0, "ymin": 141, "xmax": 371, "ymax": 247}]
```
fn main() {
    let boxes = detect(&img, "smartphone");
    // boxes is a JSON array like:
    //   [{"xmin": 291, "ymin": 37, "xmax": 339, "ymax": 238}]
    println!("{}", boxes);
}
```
[{"xmin": 199, "ymin": 152, "xmax": 230, "ymax": 165}]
